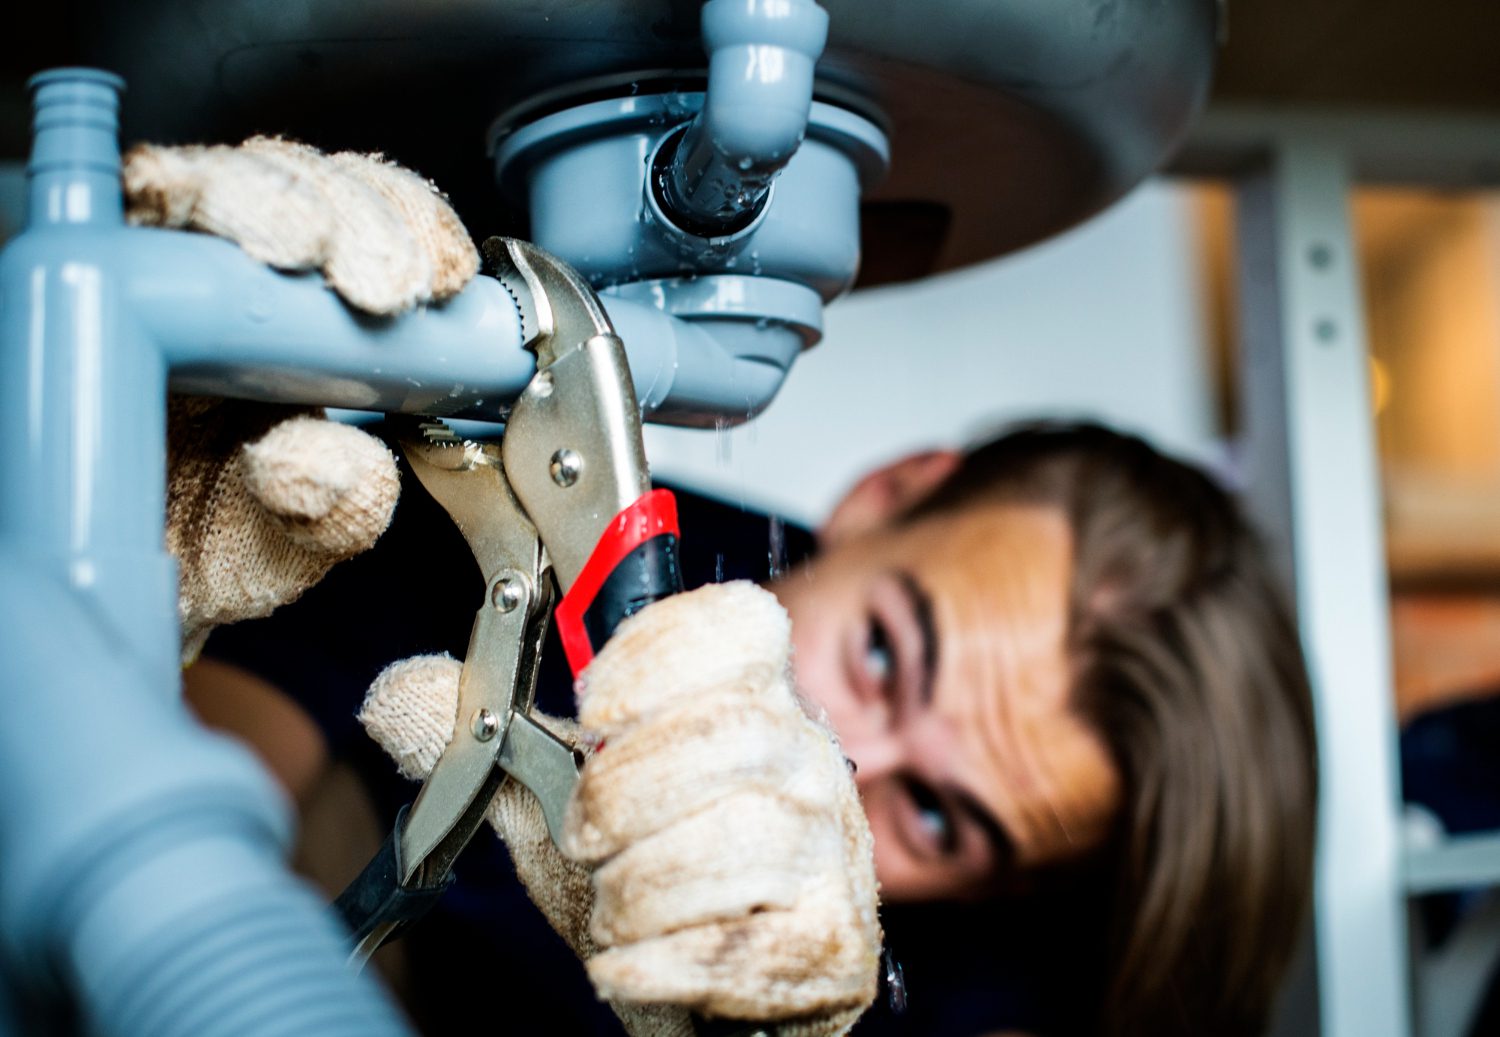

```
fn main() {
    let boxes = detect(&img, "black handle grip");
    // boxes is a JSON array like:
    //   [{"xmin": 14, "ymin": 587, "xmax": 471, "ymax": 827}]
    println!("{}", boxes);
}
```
[
  {"xmin": 333, "ymin": 806, "xmax": 453, "ymax": 951},
  {"xmin": 581, "ymin": 532, "xmax": 683, "ymax": 649}
]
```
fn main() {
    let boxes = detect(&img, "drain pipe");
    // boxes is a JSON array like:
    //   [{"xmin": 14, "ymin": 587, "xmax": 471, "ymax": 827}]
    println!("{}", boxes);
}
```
[
  {"xmin": 0, "ymin": 69, "xmax": 412, "ymax": 1037},
  {"xmin": 493, "ymin": 2, "xmax": 888, "ymax": 429},
  {"xmin": 653, "ymin": 0, "xmax": 830, "ymax": 238}
]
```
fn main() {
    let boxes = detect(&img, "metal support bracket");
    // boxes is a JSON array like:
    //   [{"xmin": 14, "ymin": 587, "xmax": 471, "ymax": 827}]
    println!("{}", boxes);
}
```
[{"xmin": 1236, "ymin": 139, "xmax": 1411, "ymax": 1037}]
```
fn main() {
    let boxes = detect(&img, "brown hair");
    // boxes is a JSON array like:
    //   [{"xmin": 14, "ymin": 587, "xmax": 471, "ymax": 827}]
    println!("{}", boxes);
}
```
[{"xmin": 912, "ymin": 421, "xmax": 1317, "ymax": 1037}]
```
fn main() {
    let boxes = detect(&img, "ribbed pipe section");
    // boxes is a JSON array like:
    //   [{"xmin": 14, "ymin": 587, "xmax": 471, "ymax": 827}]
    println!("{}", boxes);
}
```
[
  {"xmin": 0, "ymin": 556, "xmax": 412, "ymax": 1037},
  {"xmin": 69, "ymin": 836, "xmax": 408, "ymax": 1037}
]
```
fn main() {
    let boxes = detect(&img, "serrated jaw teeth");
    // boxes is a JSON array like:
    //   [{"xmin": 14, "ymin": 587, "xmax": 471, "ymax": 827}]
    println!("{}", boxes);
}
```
[{"xmin": 418, "ymin": 420, "xmax": 462, "ymax": 445}]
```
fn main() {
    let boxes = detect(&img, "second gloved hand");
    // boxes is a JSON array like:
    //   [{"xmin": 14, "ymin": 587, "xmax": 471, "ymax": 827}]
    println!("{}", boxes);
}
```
[
  {"xmin": 126, "ymin": 136, "xmax": 481, "ymax": 660},
  {"xmin": 360, "ymin": 582, "xmax": 882, "ymax": 1036}
]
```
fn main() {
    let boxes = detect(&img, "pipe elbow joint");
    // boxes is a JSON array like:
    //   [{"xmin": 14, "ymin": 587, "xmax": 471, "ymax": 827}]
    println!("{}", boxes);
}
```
[
  {"xmin": 701, "ymin": 95, "xmax": 814, "ymax": 169},
  {"xmin": 701, "ymin": 0, "xmax": 828, "ymax": 165},
  {"xmin": 605, "ymin": 290, "xmax": 809, "ymax": 428}
]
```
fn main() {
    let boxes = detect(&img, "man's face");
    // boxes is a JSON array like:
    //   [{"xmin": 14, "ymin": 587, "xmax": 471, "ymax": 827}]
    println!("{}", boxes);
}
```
[{"xmin": 771, "ymin": 502, "xmax": 1121, "ymax": 901}]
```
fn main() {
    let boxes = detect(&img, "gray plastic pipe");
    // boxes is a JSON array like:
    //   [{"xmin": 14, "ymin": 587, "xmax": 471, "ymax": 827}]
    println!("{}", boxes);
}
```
[
  {"xmin": 655, "ymin": 0, "xmax": 829, "ymax": 237},
  {"xmin": 145, "ymin": 241, "xmax": 804, "ymax": 429},
  {"xmin": 606, "ymin": 294, "xmax": 806, "ymax": 425},
  {"xmin": 0, "ymin": 69, "xmax": 412, "ymax": 1037}
]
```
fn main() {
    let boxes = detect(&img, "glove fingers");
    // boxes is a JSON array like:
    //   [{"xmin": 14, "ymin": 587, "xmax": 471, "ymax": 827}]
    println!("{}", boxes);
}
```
[
  {"xmin": 590, "ymin": 791, "xmax": 831, "ymax": 947},
  {"xmin": 565, "ymin": 690, "xmax": 831, "ymax": 862},
  {"xmin": 241, "ymin": 136, "xmax": 431, "ymax": 314},
  {"xmin": 359, "ymin": 654, "xmax": 463, "ymax": 780},
  {"xmin": 175, "ymin": 480, "xmax": 348, "ymax": 660},
  {"xmin": 579, "ymin": 582, "xmax": 792, "ymax": 733},
  {"xmin": 357, "ymin": 655, "xmax": 603, "ymax": 961},
  {"xmin": 170, "ymin": 400, "xmax": 366, "ymax": 661},
  {"xmin": 128, "ymin": 139, "xmax": 477, "ymax": 314},
  {"xmin": 241, "ymin": 415, "xmax": 398, "ymax": 557},
  {"xmin": 586, "ymin": 897, "xmax": 878, "ymax": 1021},
  {"xmin": 169, "ymin": 403, "xmax": 397, "ymax": 661},
  {"xmin": 358, "ymin": 654, "xmax": 638, "ymax": 1016},
  {"xmin": 123, "ymin": 143, "xmax": 333, "ymax": 270},
  {"xmin": 330, "ymin": 151, "xmax": 479, "ymax": 301}
]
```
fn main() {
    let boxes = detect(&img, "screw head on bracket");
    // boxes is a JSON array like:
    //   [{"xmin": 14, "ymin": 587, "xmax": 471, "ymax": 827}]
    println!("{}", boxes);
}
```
[{"xmin": 550, "ymin": 448, "xmax": 583, "ymax": 487}]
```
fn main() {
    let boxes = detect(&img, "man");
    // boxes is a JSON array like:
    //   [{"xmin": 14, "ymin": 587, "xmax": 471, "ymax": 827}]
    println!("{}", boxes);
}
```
[
  {"xmin": 769, "ymin": 425, "xmax": 1318, "ymax": 1034},
  {"xmin": 153, "ymin": 140, "xmax": 1316, "ymax": 1035}
]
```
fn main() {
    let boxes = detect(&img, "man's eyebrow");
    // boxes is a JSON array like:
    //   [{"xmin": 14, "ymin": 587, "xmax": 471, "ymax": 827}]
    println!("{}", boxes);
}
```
[
  {"xmin": 896, "ymin": 571, "xmax": 938, "ymax": 705},
  {"xmin": 954, "ymin": 788, "xmax": 1016, "ymax": 873}
]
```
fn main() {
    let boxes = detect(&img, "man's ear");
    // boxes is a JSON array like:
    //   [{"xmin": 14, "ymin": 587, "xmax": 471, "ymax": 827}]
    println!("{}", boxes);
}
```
[{"xmin": 820, "ymin": 449, "xmax": 962, "ymax": 547}]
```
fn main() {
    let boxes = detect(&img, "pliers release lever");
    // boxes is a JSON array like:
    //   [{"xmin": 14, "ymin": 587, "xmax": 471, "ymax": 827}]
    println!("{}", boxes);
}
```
[{"xmin": 334, "ymin": 238, "xmax": 683, "ymax": 960}]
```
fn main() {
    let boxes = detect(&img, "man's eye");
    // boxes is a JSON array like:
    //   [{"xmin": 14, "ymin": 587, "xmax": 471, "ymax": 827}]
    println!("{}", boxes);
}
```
[
  {"xmin": 863, "ymin": 619, "xmax": 894, "ymax": 686},
  {"xmin": 904, "ymin": 778, "xmax": 956, "ymax": 855}
]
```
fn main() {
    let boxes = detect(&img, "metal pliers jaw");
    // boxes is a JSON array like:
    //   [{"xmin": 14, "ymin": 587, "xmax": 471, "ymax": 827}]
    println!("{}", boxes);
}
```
[{"xmin": 335, "ymin": 239, "xmax": 683, "ymax": 963}]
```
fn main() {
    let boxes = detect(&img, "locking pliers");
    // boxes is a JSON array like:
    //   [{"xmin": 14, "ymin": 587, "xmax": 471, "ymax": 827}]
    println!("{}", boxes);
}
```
[{"xmin": 334, "ymin": 238, "xmax": 683, "ymax": 961}]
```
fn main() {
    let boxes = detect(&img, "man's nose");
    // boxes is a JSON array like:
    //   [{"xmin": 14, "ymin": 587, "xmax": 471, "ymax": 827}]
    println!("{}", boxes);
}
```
[{"xmin": 844, "ymin": 732, "xmax": 906, "ymax": 789}]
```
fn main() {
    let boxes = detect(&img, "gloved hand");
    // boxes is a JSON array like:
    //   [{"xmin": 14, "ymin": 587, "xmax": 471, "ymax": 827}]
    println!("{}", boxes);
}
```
[
  {"xmin": 124, "ymin": 136, "xmax": 481, "ymax": 661},
  {"xmin": 360, "ymin": 582, "xmax": 882, "ymax": 1036}
]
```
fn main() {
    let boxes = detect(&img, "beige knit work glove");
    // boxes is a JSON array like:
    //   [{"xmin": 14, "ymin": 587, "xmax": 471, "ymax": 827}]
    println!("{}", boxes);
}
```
[
  {"xmin": 360, "ymin": 582, "xmax": 882, "ymax": 1036},
  {"xmin": 125, "ymin": 137, "xmax": 481, "ymax": 661}
]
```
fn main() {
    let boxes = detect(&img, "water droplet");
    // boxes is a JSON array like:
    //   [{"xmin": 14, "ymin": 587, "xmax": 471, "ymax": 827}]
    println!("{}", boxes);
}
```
[
  {"xmin": 882, "ymin": 948, "xmax": 908, "ymax": 1014},
  {"xmin": 715, "ymin": 553, "xmax": 725, "ymax": 582},
  {"xmin": 767, "ymin": 516, "xmax": 787, "ymax": 579},
  {"xmin": 714, "ymin": 417, "xmax": 732, "ymax": 465}
]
